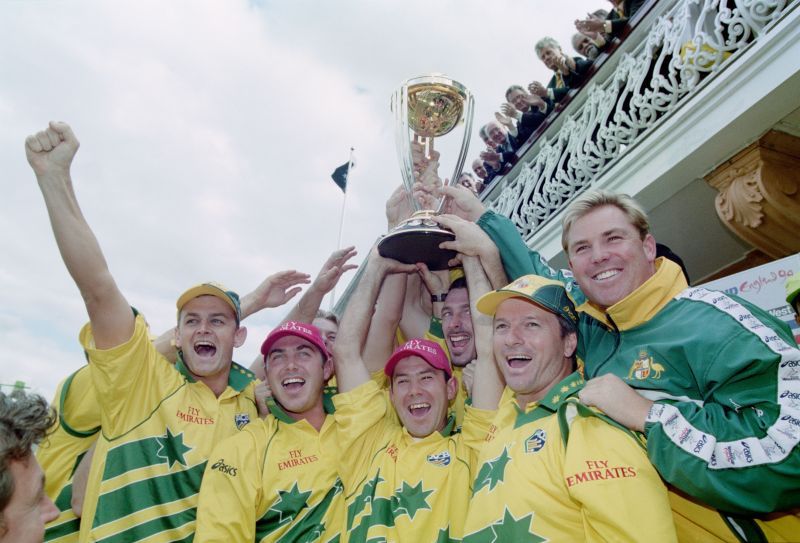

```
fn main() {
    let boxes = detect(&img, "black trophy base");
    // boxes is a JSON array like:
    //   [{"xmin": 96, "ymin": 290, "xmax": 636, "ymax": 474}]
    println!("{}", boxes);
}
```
[{"xmin": 378, "ymin": 227, "xmax": 456, "ymax": 271}]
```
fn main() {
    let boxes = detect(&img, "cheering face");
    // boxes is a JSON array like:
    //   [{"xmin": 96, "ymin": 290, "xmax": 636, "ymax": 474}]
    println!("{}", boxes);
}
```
[
  {"xmin": 266, "ymin": 335, "xmax": 332, "ymax": 419},
  {"xmin": 507, "ymin": 89, "xmax": 529, "ymax": 112},
  {"xmin": 492, "ymin": 298, "xmax": 576, "ymax": 406},
  {"xmin": 538, "ymin": 45, "xmax": 564, "ymax": 72},
  {"xmin": 567, "ymin": 205, "xmax": 657, "ymax": 310},
  {"xmin": 487, "ymin": 123, "xmax": 506, "ymax": 146},
  {"xmin": 1, "ymin": 456, "xmax": 59, "ymax": 543},
  {"xmin": 442, "ymin": 288, "xmax": 476, "ymax": 367},
  {"xmin": 390, "ymin": 356, "xmax": 456, "ymax": 438},
  {"xmin": 472, "ymin": 160, "xmax": 489, "ymax": 180},
  {"xmin": 176, "ymin": 296, "xmax": 246, "ymax": 383}
]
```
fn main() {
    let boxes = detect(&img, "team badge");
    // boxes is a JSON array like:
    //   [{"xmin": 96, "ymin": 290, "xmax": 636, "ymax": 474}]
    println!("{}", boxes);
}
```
[
  {"xmin": 627, "ymin": 349, "xmax": 665, "ymax": 380},
  {"xmin": 524, "ymin": 429, "xmax": 546, "ymax": 453},
  {"xmin": 234, "ymin": 413, "xmax": 250, "ymax": 430},
  {"xmin": 427, "ymin": 451, "xmax": 451, "ymax": 466}
]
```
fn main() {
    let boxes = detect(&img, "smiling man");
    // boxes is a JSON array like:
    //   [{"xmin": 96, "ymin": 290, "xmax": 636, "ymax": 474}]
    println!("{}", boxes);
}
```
[
  {"xmin": 470, "ymin": 188, "xmax": 800, "ymax": 524},
  {"xmin": 195, "ymin": 321, "xmax": 343, "ymax": 542},
  {"xmin": 462, "ymin": 275, "xmax": 676, "ymax": 542},
  {"xmin": 25, "ymin": 121, "xmax": 303, "ymax": 542},
  {"xmin": 332, "ymin": 250, "xmax": 499, "ymax": 542}
]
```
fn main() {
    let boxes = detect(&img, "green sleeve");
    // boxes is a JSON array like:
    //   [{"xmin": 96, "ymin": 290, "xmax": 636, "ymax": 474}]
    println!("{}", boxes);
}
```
[
  {"xmin": 644, "ymin": 300, "xmax": 800, "ymax": 514},
  {"xmin": 476, "ymin": 211, "xmax": 586, "ymax": 305}
]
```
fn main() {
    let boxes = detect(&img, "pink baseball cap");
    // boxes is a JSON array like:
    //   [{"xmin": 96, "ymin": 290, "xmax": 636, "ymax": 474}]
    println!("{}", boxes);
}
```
[
  {"xmin": 384, "ymin": 338, "xmax": 452, "ymax": 379},
  {"xmin": 260, "ymin": 321, "xmax": 330, "ymax": 359}
]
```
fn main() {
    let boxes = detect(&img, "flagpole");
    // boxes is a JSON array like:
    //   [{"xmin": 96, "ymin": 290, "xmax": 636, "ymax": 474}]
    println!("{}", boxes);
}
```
[{"xmin": 330, "ymin": 147, "xmax": 354, "ymax": 311}]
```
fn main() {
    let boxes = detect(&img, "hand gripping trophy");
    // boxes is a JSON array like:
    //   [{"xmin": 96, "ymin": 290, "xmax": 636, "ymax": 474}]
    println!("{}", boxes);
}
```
[{"xmin": 378, "ymin": 74, "xmax": 474, "ymax": 270}]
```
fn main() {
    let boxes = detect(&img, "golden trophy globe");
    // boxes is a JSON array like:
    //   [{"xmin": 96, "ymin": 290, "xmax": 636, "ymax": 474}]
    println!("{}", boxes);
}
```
[{"xmin": 378, "ymin": 74, "xmax": 474, "ymax": 270}]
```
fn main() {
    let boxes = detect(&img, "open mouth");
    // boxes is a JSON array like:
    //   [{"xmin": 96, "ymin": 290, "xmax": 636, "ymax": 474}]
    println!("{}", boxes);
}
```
[
  {"xmin": 593, "ymin": 269, "xmax": 621, "ymax": 281},
  {"xmin": 408, "ymin": 402, "xmax": 431, "ymax": 417},
  {"xmin": 448, "ymin": 333, "xmax": 471, "ymax": 350},
  {"xmin": 506, "ymin": 354, "xmax": 532, "ymax": 369},
  {"xmin": 194, "ymin": 341, "xmax": 217, "ymax": 357},
  {"xmin": 282, "ymin": 377, "xmax": 306, "ymax": 391}
]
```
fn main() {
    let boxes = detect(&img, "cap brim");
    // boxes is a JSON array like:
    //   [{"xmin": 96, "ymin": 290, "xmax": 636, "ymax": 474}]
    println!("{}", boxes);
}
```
[
  {"xmin": 176, "ymin": 285, "xmax": 238, "ymax": 316},
  {"xmin": 477, "ymin": 289, "xmax": 534, "ymax": 317}
]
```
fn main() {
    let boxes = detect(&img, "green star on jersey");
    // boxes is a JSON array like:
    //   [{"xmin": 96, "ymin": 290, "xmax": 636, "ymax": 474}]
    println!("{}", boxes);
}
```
[
  {"xmin": 155, "ymin": 427, "xmax": 192, "ymax": 469},
  {"xmin": 464, "ymin": 508, "xmax": 544, "ymax": 543},
  {"xmin": 268, "ymin": 482, "xmax": 312, "ymax": 525},
  {"xmin": 473, "ymin": 447, "xmax": 511, "ymax": 494},
  {"xmin": 392, "ymin": 481, "xmax": 433, "ymax": 520}
]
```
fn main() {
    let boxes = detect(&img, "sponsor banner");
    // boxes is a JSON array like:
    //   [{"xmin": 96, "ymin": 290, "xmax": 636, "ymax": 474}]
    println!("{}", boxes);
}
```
[{"xmin": 701, "ymin": 253, "xmax": 799, "ymax": 343}]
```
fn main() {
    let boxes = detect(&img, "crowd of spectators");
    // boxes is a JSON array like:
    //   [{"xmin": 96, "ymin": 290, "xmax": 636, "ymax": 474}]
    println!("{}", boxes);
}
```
[{"xmin": 468, "ymin": 0, "xmax": 649, "ymax": 192}]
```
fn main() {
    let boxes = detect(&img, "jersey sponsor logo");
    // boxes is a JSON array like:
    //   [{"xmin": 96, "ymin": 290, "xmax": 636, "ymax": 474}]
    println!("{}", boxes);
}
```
[
  {"xmin": 626, "ymin": 349, "xmax": 665, "ymax": 381},
  {"xmin": 524, "ymin": 429, "xmax": 546, "ymax": 453},
  {"xmin": 211, "ymin": 458, "xmax": 238, "ymax": 476},
  {"xmin": 234, "ymin": 412, "xmax": 250, "ymax": 429},
  {"xmin": 386, "ymin": 444, "xmax": 399, "ymax": 462},
  {"xmin": 176, "ymin": 405, "xmax": 215, "ymax": 425},
  {"xmin": 678, "ymin": 428, "xmax": 693, "ymax": 444},
  {"xmin": 780, "ymin": 390, "xmax": 800, "ymax": 400},
  {"xmin": 565, "ymin": 459, "xmax": 637, "ymax": 487},
  {"xmin": 277, "ymin": 448, "xmax": 319, "ymax": 471},
  {"xmin": 692, "ymin": 434, "xmax": 708, "ymax": 454},
  {"xmin": 780, "ymin": 358, "xmax": 800, "ymax": 368},
  {"xmin": 426, "ymin": 451, "xmax": 451, "ymax": 466}
]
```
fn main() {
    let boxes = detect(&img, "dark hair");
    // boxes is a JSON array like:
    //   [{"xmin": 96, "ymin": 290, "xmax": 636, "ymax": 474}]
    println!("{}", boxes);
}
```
[
  {"xmin": 447, "ymin": 277, "xmax": 467, "ymax": 295},
  {"xmin": 0, "ymin": 390, "xmax": 56, "ymax": 532}
]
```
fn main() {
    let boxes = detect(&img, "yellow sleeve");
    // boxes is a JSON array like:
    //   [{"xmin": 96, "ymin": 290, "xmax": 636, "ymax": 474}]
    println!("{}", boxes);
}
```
[
  {"xmin": 564, "ymin": 414, "xmax": 677, "ymax": 543},
  {"xmin": 194, "ymin": 426, "xmax": 263, "ymax": 542},
  {"xmin": 80, "ymin": 315, "xmax": 183, "ymax": 437},
  {"xmin": 59, "ymin": 365, "xmax": 101, "ymax": 434},
  {"xmin": 333, "ymin": 380, "xmax": 391, "ymax": 490}
]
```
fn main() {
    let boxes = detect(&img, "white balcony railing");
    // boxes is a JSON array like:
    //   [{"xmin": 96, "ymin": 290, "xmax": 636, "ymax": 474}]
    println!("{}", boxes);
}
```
[{"xmin": 482, "ymin": 0, "xmax": 796, "ymax": 241}]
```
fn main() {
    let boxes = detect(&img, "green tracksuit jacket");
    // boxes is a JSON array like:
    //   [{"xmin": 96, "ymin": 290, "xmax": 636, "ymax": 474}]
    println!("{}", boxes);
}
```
[{"xmin": 478, "ymin": 210, "xmax": 800, "ymax": 516}]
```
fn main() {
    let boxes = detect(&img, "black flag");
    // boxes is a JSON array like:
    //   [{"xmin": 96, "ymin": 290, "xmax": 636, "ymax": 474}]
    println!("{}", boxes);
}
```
[{"xmin": 331, "ymin": 160, "xmax": 352, "ymax": 193}]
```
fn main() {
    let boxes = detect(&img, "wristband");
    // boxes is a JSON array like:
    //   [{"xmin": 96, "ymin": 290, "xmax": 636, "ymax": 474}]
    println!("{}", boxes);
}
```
[{"xmin": 431, "ymin": 293, "xmax": 447, "ymax": 303}]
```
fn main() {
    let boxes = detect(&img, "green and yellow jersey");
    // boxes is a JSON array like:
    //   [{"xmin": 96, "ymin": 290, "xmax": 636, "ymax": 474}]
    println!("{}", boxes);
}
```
[
  {"xmin": 194, "ymin": 394, "xmax": 343, "ymax": 542},
  {"xmin": 334, "ymin": 380, "xmax": 493, "ymax": 542},
  {"xmin": 463, "ymin": 374, "xmax": 678, "ymax": 543},
  {"xmin": 38, "ymin": 366, "xmax": 100, "ymax": 542},
  {"xmin": 78, "ymin": 315, "xmax": 258, "ymax": 542}
]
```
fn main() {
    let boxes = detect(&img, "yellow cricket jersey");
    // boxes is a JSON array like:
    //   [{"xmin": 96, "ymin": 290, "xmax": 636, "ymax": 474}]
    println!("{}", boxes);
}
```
[
  {"xmin": 463, "ymin": 374, "xmax": 678, "ymax": 543},
  {"xmin": 194, "ymin": 395, "xmax": 343, "ymax": 543},
  {"xmin": 38, "ymin": 366, "xmax": 100, "ymax": 542},
  {"xmin": 333, "ymin": 379, "xmax": 494, "ymax": 542},
  {"xmin": 78, "ymin": 315, "xmax": 259, "ymax": 543},
  {"xmin": 669, "ymin": 487, "xmax": 800, "ymax": 542}
]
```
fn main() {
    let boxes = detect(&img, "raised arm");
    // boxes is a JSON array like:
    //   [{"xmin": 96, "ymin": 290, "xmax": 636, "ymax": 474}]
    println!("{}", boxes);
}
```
[
  {"xmin": 283, "ymin": 248, "xmax": 357, "ymax": 324},
  {"xmin": 26, "ymin": 122, "xmax": 132, "ymax": 349},
  {"xmin": 436, "ymin": 214, "xmax": 508, "ymax": 289},
  {"xmin": 462, "ymin": 255, "xmax": 503, "ymax": 410},
  {"xmin": 334, "ymin": 250, "xmax": 415, "ymax": 393}
]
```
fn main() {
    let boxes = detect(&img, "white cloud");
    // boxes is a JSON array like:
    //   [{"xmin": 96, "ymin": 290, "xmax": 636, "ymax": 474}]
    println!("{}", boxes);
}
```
[{"xmin": 0, "ymin": 0, "xmax": 599, "ymax": 400}]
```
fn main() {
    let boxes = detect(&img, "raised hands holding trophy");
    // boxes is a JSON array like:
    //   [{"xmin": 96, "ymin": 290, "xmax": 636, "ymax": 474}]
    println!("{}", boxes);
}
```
[{"xmin": 378, "ymin": 74, "xmax": 474, "ymax": 270}]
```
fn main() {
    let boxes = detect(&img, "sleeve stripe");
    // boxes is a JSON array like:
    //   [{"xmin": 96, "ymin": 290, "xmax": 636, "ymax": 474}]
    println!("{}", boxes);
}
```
[{"xmin": 645, "ymin": 287, "xmax": 800, "ymax": 470}]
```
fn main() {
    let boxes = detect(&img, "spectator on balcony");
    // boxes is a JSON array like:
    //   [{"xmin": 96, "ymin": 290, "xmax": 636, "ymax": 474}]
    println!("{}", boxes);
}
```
[
  {"xmin": 457, "ymin": 172, "xmax": 484, "ymax": 196},
  {"xmin": 575, "ymin": 0, "xmax": 647, "ymax": 41},
  {"xmin": 472, "ymin": 158, "xmax": 495, "ymax": 185},
  {"xmin": 572, "ymin": 31, "xmax": 603, "ymax": 60},
  {"xmin": 529, "ymin": 37, "xmax": 593, "ymax": 104},
  {"xmin": 479, "ymin": 120, "xmax": 519, "ymax": 170},
  {"xmin": 502, "ymin": 85, "xmax": 550, "ymax": 143}
]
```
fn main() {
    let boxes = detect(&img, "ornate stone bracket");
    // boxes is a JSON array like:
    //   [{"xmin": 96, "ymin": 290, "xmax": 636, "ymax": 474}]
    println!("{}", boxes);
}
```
[{"xmin": 706, "ymin": 130, "xmax": 800, "ymax": 258}]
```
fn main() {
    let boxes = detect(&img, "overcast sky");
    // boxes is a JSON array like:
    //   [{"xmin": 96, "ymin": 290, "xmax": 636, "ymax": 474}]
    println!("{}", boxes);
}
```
[{"xmin": 0, "ymin": 0, "xmax": 599, "ymax": 401}]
